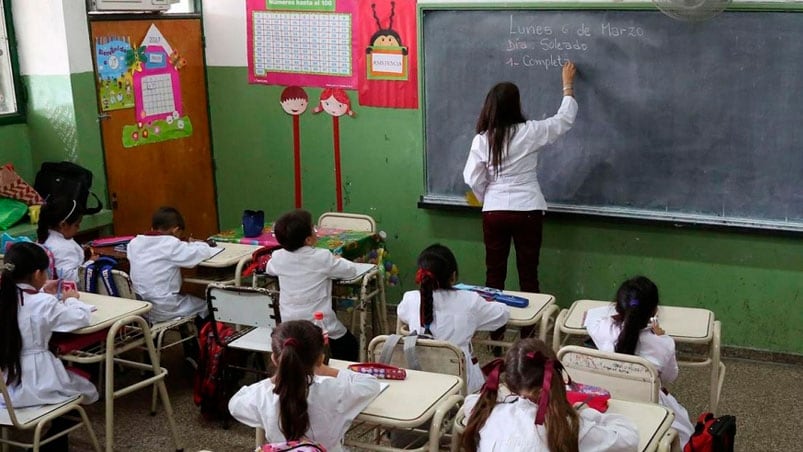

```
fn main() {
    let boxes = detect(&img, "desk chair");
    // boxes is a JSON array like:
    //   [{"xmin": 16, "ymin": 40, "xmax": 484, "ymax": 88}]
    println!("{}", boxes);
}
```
[
  {"xmin": 317, "ymin": 212, "xmax": 377, "ymax": 233},
  {"xmin": 0, "ymin": 380, "xmax": 101, "ymax": 452},
  {"xmin": 206, "ymin": 284, "xmax": 281, "ymax": 426},
  {"xmin": 558, "ymin": 345, "xmax": 661, "ymax": 403}
]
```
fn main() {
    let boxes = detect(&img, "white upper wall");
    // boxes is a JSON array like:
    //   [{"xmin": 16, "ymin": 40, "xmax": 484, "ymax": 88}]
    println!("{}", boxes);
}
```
[
  {"xmin": 64, "ymin": 0, "xmax": 93, "ymax": 73},
  {"xmin": 203, "ymin": 0, "xmax": 247, "ymax": 67}
]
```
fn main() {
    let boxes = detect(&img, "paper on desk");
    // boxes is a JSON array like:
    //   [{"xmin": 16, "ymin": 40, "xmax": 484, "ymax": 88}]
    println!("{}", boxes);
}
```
[
  {"xmin": 352, "ymin": 262, "xmax": 376, "ymax": 277},
  {"xmin": 582, "ymin": 305, "xmax": 615, "ymax": 328}
]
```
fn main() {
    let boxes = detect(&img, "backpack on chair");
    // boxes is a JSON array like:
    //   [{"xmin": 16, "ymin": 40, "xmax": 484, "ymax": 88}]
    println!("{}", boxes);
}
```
[
  {"xmin": 81, "ymin": 257, "xmax": 121, "ymax": 297},
  {"xmin": 684, "ymin": 412, "xmax": 736, "ymax": 452}
]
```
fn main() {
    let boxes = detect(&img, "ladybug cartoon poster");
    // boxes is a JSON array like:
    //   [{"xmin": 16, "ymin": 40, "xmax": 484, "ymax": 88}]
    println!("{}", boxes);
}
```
[{"xmin": 357, "ymin": 0, "xmax": 418, "ymax": 109}]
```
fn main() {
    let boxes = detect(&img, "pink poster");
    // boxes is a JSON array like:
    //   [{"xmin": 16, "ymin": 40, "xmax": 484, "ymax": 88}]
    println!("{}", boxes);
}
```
[{"xmin": 247, "ymin": 0, "xmax": 359, "ymax": 89}]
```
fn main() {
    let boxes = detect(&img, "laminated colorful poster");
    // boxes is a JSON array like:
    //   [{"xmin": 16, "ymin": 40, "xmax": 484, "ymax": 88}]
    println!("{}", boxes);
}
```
[
  {"xmin": 357, "ymin": 0, "xmax": 418, "ymax": 109},
  {"xmin": 123, "ymin": 24, "xmax": 192, "ymax": 148},
  {"xmin": 95, "ymin": 36, "xmax": 135, "ymax": 111},
  {"xmin": 247, "ymin": 0, "xmax": 359, "ymax": 89}
]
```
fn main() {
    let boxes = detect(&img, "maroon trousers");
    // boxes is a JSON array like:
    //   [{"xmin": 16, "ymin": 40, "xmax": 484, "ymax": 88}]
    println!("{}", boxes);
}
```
[{"xmin": 482, "ymin": 210, "xmax": 544, "ymax": 339}]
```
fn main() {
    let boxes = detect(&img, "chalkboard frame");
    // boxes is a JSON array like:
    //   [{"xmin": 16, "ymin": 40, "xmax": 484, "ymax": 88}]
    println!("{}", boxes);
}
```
[{"xmin": 417, "ymin": 1, "xmax": 803, "ymax": 233}]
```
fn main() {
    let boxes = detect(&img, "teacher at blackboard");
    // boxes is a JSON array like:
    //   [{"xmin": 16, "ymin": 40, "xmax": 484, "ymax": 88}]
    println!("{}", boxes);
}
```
[{"xmin": 463, "ymin": 61, "xmax": 577, "ymax": 337}]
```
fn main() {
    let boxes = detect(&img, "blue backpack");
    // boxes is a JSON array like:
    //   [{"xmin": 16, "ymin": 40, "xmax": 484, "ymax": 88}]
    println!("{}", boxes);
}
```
[{"xmin": 81, "ymin": 256, "xmax": 120, "ymax": 297}]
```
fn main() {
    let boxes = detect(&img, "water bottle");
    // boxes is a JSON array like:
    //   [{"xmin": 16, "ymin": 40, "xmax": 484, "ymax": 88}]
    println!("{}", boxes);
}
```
[{"xmin": 312, "ymin": 311, "xmax": 331, "ymax": 365}]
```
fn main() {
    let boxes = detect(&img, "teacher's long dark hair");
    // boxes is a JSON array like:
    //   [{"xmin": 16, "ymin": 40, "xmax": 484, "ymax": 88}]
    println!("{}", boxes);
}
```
[
  {"xmin": 0, "ymin": 242, "xmax": 51, "ymax": 385},
  {"xmin": 476, "ymin": 82, "xmax": 527, "ymax": 176},
  {"xmin": 271, "ymin": 320, "xmax": 325, "ymax": 441}
]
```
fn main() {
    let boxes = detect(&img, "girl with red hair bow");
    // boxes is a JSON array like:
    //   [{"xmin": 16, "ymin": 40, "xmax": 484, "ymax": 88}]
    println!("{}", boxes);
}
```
[{"xmin": 396, "ymin": 244, "xmax": 509, "ymax": 393}]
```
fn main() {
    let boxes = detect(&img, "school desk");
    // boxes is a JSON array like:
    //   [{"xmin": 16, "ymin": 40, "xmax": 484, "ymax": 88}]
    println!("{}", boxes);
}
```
[
  {"xmin": 254, "ymin": 359, "xmax": 464, "ymax": 452},
  {"xmin": 553, "ymin": 299, "xmax": 725, "ymax": 413},
  {"xmin": 397, "ymin": 290, "xmax": 558, "ymax": 348},
  {"xmin": 183, "ymin": 242, "xmax": 263, "ymax": 286},
  {"xmin": 58, "ymin": 292, "xmax": 183, "ymax": 452}
]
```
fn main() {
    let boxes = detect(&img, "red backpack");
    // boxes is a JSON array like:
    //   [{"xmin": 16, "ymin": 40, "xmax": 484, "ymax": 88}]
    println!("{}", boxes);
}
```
[
  {"xmin": 193, "ymin": 321, "xmax": 240, "ymax": 421},
  {"xmin": 684, "ymin": 412, "xmax": 736, "ymax": 452}
]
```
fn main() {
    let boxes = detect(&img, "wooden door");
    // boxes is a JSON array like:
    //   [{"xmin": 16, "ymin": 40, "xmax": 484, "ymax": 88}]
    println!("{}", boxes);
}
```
[{"xmin": 90, "ymin": 18, "xmax": 218, "ymax": 238}]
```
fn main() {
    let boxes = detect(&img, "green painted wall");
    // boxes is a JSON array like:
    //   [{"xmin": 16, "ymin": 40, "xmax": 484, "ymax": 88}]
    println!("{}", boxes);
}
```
[
  {"xmin": 207, "ymin": 66, "xmax": 803, "ymax": 355},
  {"xmin": 24, "ymin": 73, "xmax": 108, "ymax": 204},
  {"xmin": 0, "ymin": 123, "xmax": 33, "ymax": 181}
]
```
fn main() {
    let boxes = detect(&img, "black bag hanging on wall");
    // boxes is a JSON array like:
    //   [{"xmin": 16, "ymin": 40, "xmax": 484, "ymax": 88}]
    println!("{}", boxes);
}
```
[{"xmin": 34, "ymin": 161, "xmax": 103, "ymax": 215}]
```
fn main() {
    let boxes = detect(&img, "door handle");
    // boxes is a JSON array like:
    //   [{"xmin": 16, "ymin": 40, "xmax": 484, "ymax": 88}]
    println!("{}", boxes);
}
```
[
  {"xmin": 111, "ymin": 192, "xmax": 118, "ymax": 210},
  {"xmin": 98, "ymin": 113, "xmax": 111, "ymax": 121}
]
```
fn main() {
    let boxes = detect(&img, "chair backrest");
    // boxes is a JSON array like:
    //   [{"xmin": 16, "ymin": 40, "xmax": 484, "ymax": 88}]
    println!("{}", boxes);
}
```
[
  {"xmin": 206, "ymin": 283, "xmax": 281, "ymax": 329},
  {"xmin": 76, "ymin": 267, "xmax": 136, "ymax": 300},
  {"xmin": 368, "ymin": 334, "xmax": 467, "ymax": 395},
  {"xmin": 0, "ymin": 375, "xmax": 21, "ymax": 427},
  {"xmin": 317, "ymin": 212, "xmax": 376, "ymax": 233},
  {"xmin": 557, "ymin": 345, "xmax": 661, "ymax": 403}
]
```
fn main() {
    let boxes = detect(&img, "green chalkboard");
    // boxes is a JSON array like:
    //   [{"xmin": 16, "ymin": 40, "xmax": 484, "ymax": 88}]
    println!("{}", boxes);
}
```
[{"xmin": 421, "ymin": 6, "xmax": 803, "ymax": 231}]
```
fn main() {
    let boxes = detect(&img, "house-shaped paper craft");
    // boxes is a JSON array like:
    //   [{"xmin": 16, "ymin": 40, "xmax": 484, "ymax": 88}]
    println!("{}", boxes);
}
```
[{"xmin": 133, "ymin": 24, "xmax": 183, "ymax": 124}]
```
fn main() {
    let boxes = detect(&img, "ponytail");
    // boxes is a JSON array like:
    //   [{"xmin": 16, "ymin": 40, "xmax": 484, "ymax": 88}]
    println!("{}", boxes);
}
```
[
  {"xmin": 414, "ymin": 244, "xmax": 459, "ymax": 335},
  {"xmin": 270, "ymin": 320, "xmax": 325, "ymax": 441},
  {"xmin": 544, "ymin": 370, "xmax": 580, "ymax": 452},
  {"xmin": 613, "ymin": 276, "xmax": 660, "ymax": 355},
  {"xmin": 274, "ymin": 339, "xmax": 312, "ymax": 440},
  {"xmin": 37, "ymin": 196, "xmax": 83, "ymax": 243},
  {"xmin": 415, "ymin": 268, "xmax": 436, "ymax": 335},
  {"xmin": 0, "ymin": 266, "xmax": 22, "ymax": 385},
  {"xmin": 462, "ymin": 359, "xmax": 505, "ymax": 451}
]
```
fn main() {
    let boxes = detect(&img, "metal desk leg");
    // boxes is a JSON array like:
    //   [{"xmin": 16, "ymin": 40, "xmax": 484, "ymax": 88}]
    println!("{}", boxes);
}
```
[
  {"xmin": 552, "ymin": 309, "xmax": 568, "ymax": 353},
  {"xmin": 539, "ymin": 304, "xmax": 559, "ymax": 343},
  {"xmin": 358, "ymin": 273, "xmax": 370, "ymax": 362},
  {"xmin": 711, "ymin": 320, "xmax": 723, "ymax": 413}
]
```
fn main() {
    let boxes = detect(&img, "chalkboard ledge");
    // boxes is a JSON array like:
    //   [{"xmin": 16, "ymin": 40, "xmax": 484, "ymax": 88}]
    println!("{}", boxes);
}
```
[{"xmin": 418, "ymin": 194, "xmax": 478, "ymax": 212}]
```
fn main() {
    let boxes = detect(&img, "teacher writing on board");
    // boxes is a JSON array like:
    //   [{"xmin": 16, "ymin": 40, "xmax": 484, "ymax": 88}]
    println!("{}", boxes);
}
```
[{"xmin": 463, "ymin": 61, "xmax": 577, "ymax": 340}]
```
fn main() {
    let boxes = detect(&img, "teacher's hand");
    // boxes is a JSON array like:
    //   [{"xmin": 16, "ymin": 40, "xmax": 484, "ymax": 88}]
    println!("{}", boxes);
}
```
[{"xmin": 562, "ymin": 60, "xmax": 576, "ymax": 85}]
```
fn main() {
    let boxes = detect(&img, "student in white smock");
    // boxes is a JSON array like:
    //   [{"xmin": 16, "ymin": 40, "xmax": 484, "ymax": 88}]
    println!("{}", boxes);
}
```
[
  {"xmin": 586, "ymin": 275, "xmax": 695, "ymax": 447},
  {"xmin": 229, "ymin": 320, "xmax": 380, "ymax": 452},
  {"xmin": 396, "ymin": 244, "xmax": 509, "ymax": 393},
  {"xmin": 38, "ymin": 196, "xmax": 96, "ymax": 283},
  {"xmin": 127, "ymin": 206, "xmax": 218, "ymax": 323},
  {"xmin": 461, "ymin": 338, "xmax": 638, "ymax": 452},
  {"xmin": 266, "ymin": 209, "xmax": 363, "ymax": 361},
  {"xmin": 0, "ymin": 242, "xmax": 98, "ymax": 408}
]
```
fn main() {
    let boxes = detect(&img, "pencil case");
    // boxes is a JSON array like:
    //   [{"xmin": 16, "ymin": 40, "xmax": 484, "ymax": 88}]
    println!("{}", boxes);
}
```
[
  {"xmin": 348, "ymin": 362, "xmax": 407, "ymax": 380},
  {"xmin": 453, "ymin": 283, "xmax": 529, "ymax": 308}
]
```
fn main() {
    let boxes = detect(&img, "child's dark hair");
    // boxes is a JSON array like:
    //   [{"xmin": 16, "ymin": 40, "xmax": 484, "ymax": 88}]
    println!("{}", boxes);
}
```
[
  {"xmin": 463, "ymin": 338, "xmax": 580, "ymax": 452},
  {"xmin": 151, "ymin": 206, "xmax": 186, "ymax": 231},
  {"xmin": 37, "ymin": 196, "xmax": 83, "ymax": 243},
  {"xmin": 475, "ymin": 82, "xmax": 527, "ymax": 176},
  {"xmin": 613, "ymin": 276, "xmax": 660, "ymax": 355},
  {"xmin": 0, "ymin": 242, "xmax": 51, "ymax": 385},
  {"xmin": 415, "ymin": 244, "xmax": 458, "ymax": 335},
  {"xmin": 273, "ymin": 209, "xmax": 314, "ymax": 252},
  {"xmin": 271, "ymin": 320, "xmax": 325, "ymax": 440}
]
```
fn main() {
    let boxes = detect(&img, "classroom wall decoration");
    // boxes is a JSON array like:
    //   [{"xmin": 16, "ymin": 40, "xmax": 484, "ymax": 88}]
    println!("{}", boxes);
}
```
[
  {"xmin": 357, "ymin": 0, "xmax": 418, "ymax": 109},
  {"xmin": 280, "ymin": 86, "xmax": 309, "ymax": 208},
  {"xmin": 122, "ymin": 24, "xmax": 193, "ymax": 148},
  {"xmin": 247, "ymin": 0, "xmax": 359, "ymax": 89},
  {"xmin": 95, "ymin": 36, "xmax": 135, "ymax": 111},
  {"xmin": 313, "ymin": 88, "xmax": 355, "ymax": 211}
]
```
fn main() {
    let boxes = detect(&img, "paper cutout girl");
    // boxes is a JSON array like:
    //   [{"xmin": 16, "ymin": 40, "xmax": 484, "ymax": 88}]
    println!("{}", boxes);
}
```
[
  {"xmin": 313, "ymin": 89, "xmax": 355, "ymax": 211},
  {"xmin": 280, "ymin": 86, "xmax": 309, "ymax": 207}
]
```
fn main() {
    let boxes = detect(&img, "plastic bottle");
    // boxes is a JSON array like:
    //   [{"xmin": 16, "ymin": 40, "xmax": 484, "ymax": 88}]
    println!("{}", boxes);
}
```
[{"xmin": 313, "ymin": 311, "xmax": 331, "ymax": 365}]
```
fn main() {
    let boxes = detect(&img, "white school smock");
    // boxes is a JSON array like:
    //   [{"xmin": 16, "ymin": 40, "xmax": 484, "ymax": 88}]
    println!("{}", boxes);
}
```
[
  {"xmin": 127, "ymin": 234, "xmax": 218, "ymax": 322},
  {"xmin": 396, "ymin": 289, "xmax": 510, "ymax": 393},
  {"xmin": 463, "ymin": 96, "xmax": 578, "ymax": 212},
  {"xmin": 43, "ymin": 230, "xmax": 84, "ymax": 283},
  {"xmin": 586, "ymin": 309, "xmax": 694, "ymax": 446},
  {"xmin": 228, "ymin": 369, "xmax": 381, "ymax": 452},
  {"xmin": 463, "ymin": 393, "xmax": 639, "ymax": 452},
  {"xmin": 0, "ymin": 284, "xmax": 99, "ymax": 408},
  {"xmin": 266, "ymin": 247, "xmax": 359, "ymax": 339}
]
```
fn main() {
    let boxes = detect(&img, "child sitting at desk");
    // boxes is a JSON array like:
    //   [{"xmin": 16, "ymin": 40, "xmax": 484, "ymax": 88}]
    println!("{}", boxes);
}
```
[
  {"xmin": 127, "ymin": 207, "xmax": 218, "ymax": 363},
  {"xmin": 462, "ymin": 338, "xmax": 638, "ymax": 452},
  {"xmin": 266, "ymin": 209, "xmax": 362, "ymax": 361},
  {"xmin": 586, "ymin": 276, "xmax": 694, "ymax": 447},
  {"xmin": 229, "ymin": 320, "xmax": 380, "ymax": 452},
  {"xmin": 38, "ymin": 195, "xmax": 97, "ymax": 283},
  {"xmin": 0, "ymin": 243, "xmax": 99, "ymax": 405},
  {"xmin": 397, "ymin": 244, "xmax": 509, "ymax": 393}
]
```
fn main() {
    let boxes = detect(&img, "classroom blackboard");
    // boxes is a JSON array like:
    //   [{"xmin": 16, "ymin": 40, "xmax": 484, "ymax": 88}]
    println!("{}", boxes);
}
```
[{"xmin": 421, "ymin": 7, "xmax": 803, "ymax": 231}]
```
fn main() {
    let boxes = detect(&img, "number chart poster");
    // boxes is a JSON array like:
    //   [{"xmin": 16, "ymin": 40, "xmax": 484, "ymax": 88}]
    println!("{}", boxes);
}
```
[{"xmin": 247, "ymin": 0, "xmax": 359, "ymax": 89}]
